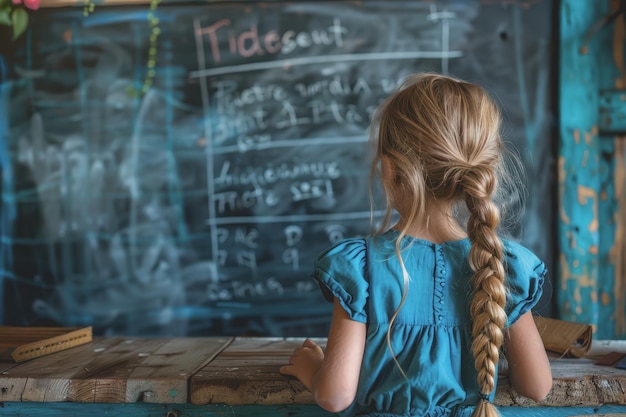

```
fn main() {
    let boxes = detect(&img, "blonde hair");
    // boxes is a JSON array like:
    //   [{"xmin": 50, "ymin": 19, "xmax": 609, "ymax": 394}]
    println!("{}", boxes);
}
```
[{"xmin": 369, "ymin": 73, "xmax": 509, "ymax": 417}]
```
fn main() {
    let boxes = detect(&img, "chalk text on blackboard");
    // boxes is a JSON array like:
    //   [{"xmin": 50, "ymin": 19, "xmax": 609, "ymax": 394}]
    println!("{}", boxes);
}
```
[{"xmin": 197, "ymin": 18, "xmax": 348, "ymax": 63}]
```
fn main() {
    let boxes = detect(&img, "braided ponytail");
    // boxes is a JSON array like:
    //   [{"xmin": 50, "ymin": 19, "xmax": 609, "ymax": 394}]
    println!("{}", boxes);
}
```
[{"xmin": 464, "ymin": 170, "xmax": 507, "ymax": 417}]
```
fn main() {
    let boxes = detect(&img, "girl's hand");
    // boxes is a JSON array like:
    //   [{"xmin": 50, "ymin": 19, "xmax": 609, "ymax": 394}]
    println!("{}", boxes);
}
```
[
  {"xmin": 279, "ymin": 300, "xmax": 365, "ymax": 413},
  {"xmin": 279, "ymin": 339, "xmax": 325, "ymax": 391}
]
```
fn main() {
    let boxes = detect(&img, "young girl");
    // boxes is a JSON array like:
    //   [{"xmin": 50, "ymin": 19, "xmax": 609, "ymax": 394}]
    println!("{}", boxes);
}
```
[{"xmin": 279, "ymin": 73, "xmax": 552, "ymax": 417}]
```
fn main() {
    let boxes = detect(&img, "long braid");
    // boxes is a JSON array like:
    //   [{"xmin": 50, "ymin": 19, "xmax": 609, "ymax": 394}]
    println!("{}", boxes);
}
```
[{"xmin": 464, "ymin": 170, "xmax": 507, "ymax": 417}]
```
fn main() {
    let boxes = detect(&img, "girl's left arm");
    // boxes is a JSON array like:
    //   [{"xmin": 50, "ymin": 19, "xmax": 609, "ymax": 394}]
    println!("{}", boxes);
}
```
[
  {"xmin": 503, "ymin": 311, "xmax": 552, "ymax": 402},
  {"xmin": 279, "ymin": 297, "xmax": 366, "ymax": 413}
]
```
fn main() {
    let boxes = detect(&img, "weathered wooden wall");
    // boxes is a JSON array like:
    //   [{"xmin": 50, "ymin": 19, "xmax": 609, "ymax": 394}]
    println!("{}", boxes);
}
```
[{"xmin": 559, "ymin": 0, "xmax": 626, "ymax": 339}]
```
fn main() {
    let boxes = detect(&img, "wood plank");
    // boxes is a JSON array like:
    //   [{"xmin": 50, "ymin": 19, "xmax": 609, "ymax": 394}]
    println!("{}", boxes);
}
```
[
  {"xmin": 124, "ymin": 337, "xmax": 233, "ymax": 403},
  {"xmin": 192, "ymin": 337, "xmax": 626, "ymax": 407},
  {"xmin": 72, "ymin": 337, "xmax": 233, "ymax": 403},
  {"xmin": 70, "ymin": 337, "xmax": 171, "ymax": 403},
  {"xmin": 569, "ymin": 415, "xmax": 626, "ymax": 417},
  {"xmin": 609, "ymin": 140, "xmax": 626, "ymax": 337},
  {"xmin": 557, "ymin": 0, "xmax": 604, "ymax": 333},
  {"xmin": 2, "ymin": 402, "xmax": 626, "ymax": 417},
  {"xmin": 0, "ymin": 337, "xmax": 127, "ymax": 402},
  {"xmin": 497, "ymin": 356, "xmax": 626, "ymax": 407},
  {"xmin": 218, "ymin": 337, "xmax": 327, "ymax": 356},
  {"xmin": 41, "ymin": 338, "xmax": 167, "ymax": 403},
  {"xmin": 0, "ymin": 337, "xmax": 232, "ymax": 403},
  {"xmin": 596, "ymin": 0, "xmax": 626, "ymax": 339},
  {"xmin": 0, "ymin": 360, "xmax": 18, "ymax": 373},
  {"xmin": 190, "ymin": 337, "xmax": 325, "ymax": 405}
]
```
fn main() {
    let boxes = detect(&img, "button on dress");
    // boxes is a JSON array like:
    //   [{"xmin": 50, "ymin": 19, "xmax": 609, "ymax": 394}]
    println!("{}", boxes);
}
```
[{"xmin": 312, "ymin": 230, "xmax": 546, "ymax": 417}]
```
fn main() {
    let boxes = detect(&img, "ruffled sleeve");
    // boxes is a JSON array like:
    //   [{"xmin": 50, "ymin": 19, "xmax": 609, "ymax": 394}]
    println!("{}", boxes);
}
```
[
  {"xmin": 503, "ymin": 241, "xmax": 547, "ymax": 327},
  {"xmin": 311, "ymin": 238, "xmax": 368, "ymax": 323}
]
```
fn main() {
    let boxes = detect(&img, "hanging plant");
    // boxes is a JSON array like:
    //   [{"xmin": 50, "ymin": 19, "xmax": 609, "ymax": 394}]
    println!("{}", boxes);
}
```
[
  {"xmin": 128, "ymin": 0, "xmax": 162, "ymax": 96},
  {"xmin": 78, "ymin": 0, "xmax": 162, "ymax": 97},
  {"xmin": 0, "ymin": 0, "xmax": 40, "ymax": 40},
  {"xmin": 83, "ymin": 0, "xmax": 95, "ymax": 17}
]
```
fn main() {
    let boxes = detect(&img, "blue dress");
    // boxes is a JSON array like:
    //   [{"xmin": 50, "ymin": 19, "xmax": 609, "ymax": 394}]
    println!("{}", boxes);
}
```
[{"xmin": 312, "ymin": 229, "xmax": 546, "ymax": 417}]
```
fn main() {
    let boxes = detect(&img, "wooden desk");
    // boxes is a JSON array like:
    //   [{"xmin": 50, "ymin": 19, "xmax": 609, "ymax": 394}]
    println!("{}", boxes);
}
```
[{"xmin": 1, "ymin": 337, "xmax": 626, "ymax": 416}]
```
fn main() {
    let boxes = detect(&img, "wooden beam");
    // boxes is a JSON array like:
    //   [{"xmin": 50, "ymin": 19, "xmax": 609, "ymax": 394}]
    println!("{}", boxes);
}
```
[
  {"xmin": 557, "ymin": 0, "xmax": 605, "ymax": 330},
  {"xmin": 594, "ymin": 0, "xmax": 626, "ymax": 339}
]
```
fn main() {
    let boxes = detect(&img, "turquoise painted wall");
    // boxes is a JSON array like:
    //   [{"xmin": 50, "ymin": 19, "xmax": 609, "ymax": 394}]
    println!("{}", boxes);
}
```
[{"xmin": 559, "ymin": 0, "xmax": 626, "ymax": 339}]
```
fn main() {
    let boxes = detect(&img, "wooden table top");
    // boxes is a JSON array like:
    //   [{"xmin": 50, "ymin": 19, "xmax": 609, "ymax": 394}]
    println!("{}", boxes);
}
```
[{"xmin": 1, "ymin": 337, "xmax": 626, "ymax": 407}]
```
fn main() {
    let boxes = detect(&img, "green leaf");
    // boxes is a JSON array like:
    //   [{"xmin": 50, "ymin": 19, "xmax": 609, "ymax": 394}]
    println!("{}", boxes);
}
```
[{"xmin": 11, "ymin": 7, "xmax": 28, "ymax": 40}]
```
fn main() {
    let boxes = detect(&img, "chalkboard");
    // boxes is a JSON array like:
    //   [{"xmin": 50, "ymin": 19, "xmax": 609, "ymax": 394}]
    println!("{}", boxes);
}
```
[{"xmin": 0, "ymin": 0, "xmax": 555, "ymax": 337}]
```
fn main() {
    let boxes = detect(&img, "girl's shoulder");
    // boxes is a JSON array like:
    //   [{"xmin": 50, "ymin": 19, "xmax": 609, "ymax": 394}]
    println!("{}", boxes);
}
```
[
  {"xmin": 312, "ymin": 237, "xmax": 369, "ymax": 323},
  {"xmin": 313, "ymin": 237, "xmax": 369, "ymax": 284},
  {"xmin": 501, "ymin": 239, "xmax": 547, "ymax": 327},
  {"xmin": 501, "ymin": 239, "xmax": 547, "ymax": 276},
  {"xmin": 316, "ymin": 237, "xmax": 368, "ymax": 262}
]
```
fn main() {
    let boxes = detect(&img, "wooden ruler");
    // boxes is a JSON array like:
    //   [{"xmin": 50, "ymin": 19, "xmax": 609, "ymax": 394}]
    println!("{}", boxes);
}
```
[{"xmin": 0, "ymin": 326, "xmax": 93, "ymax": 362}]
